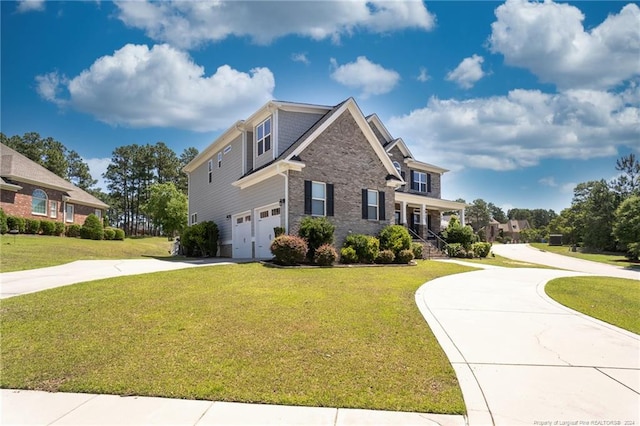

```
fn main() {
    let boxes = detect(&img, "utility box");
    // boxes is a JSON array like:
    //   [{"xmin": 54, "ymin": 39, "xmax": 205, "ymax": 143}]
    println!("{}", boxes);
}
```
[{"xmin": 549, "ymin": 234, "xmax": 563, "ymax": 246}]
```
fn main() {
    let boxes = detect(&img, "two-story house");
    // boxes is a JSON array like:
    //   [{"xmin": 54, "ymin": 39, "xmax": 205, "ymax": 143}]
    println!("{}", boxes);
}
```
[{"xmin": 184, "ymin": 98, "xmax": 466, "ymax": 259}]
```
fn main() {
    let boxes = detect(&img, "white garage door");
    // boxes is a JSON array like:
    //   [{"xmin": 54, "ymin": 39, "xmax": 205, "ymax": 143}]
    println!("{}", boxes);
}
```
[
  {"xmin": 232, "ymin": 213, "xmax": 252, "ymax": 259},
  {"xmin": 256, "ymin": 206, "xmax": 281, "ymax": 258}
]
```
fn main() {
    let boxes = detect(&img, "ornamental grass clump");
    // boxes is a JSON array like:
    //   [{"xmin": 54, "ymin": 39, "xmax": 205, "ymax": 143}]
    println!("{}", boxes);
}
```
[{"xmin": 271, "ymin": 235, "xmax": 308, "ymax": 266}]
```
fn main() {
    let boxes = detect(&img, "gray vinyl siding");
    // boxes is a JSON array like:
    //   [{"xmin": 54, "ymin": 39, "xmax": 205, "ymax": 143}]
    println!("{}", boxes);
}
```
[
  {"xmin": 277, "ymin": 111, "xmax": 325, "ymax": 156},
  {"xmin": 245, "ymin": 131, "xmax": 253, "ymax": 172},
  {"xmin": 188, "ymin": 132, "xmax": 284, "ymax": 250}
]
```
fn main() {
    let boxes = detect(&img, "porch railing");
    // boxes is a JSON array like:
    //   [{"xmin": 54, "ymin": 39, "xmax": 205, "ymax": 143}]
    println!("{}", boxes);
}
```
[
  {"xmin": 427, "ymin": 229, "xmax": 449, "ymax": 254},
  {"xmin": 405, "ymin": 226, "xmax": 448, "ymax": 259}
]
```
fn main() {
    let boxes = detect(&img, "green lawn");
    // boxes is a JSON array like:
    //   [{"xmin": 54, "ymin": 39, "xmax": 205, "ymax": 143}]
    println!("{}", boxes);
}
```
[
  {"xmin": 546, "ymin": 276, "xmax": 640, "ymax": 334},
  {"xmin": 0, "ymin": 235, "xmax": 173, "ymax": 272},
  {"xmin": 530, "ymin": 243, "xmax": 640, "ymax": 270},
  {"xmin": 457, "ymin": 253, "xmax": 547, "ymax": 268},
  {"xmin": 0, "ymin": 261, "xmax": 473, "ymax": 414}
]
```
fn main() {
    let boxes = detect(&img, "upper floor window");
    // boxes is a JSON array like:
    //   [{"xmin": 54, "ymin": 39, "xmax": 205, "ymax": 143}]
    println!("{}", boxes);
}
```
[
  {"xmin": 304, "ymin": 180, "xmax": 334, "ymax": 217},
  {"xmin": 256, "ymin": 117, "xmax": 272, "ymax": 156},
  {"xmin": 393, "ymin": 161, "xmax": 401, "ymax": 175},
  {"xmin": 208, "ymin": 160, "xmax": 213, "ymax": 183},
  {"xmin": 218, "ymin": 152, "xmax": 223, "ymax": 168},
  {"xmin": 191, "ymin": 213, "xmax": 198, "ymax": 225},
  {"xmin": 411, "ymin": 171, "xmax": 431, "ymax": 193},
  {"xmin": 32, "ymin": 189, "xmax": 47, "ymax": 215}
]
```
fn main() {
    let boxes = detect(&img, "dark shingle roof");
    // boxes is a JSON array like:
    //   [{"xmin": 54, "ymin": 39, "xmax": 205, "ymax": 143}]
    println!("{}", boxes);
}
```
[{"xmin": 0, "ymin": 143, "xmax": 108, "ymax": 209}]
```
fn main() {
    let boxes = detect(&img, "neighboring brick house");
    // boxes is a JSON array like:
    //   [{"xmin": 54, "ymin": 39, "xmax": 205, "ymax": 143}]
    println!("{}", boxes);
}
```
[
  {"xmin": 184, "ymin": 98, "xmax": 466, "ymax": 258},
  {"xmin": 498, "ymin": 219, "xmax": 531, "ymax": 242},
  {"xmin": 1, "ymin": 143, "xmax": 108, "ymax": 227}
]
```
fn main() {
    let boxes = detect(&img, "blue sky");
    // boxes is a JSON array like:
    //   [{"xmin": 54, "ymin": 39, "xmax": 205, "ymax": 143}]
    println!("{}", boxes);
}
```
[{"xmin": 2, "ymin": 0, "xmax": 639, "ymax": 214}]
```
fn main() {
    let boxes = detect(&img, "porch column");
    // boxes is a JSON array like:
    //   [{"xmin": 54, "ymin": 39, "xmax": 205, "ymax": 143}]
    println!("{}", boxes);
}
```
[
  {"xmin": 460, "ymin": 208, "xmax": 466, "ymax": 226},
  {"xmin": 401, "ymin": 201, "xmax": 407, "ymax": 225},
  {"xmin": 421, "ymin": 204, "xmax": 427, "ymax": 226}
]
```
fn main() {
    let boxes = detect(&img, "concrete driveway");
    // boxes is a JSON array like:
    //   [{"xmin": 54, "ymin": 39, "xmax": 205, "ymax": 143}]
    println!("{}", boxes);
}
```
[
  {"xmin": 0, "ymin": 258, "xmax": 236, "ymax": 299},
  {"xmin": 419, "ymin": 245, "xmax": 639, "ymax": 425}
]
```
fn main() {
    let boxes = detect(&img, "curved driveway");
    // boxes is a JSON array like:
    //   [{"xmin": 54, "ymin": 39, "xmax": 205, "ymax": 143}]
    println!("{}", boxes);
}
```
[{"xmin": 417, "ymin": 244, "xmax": 639, "ymax": 425}]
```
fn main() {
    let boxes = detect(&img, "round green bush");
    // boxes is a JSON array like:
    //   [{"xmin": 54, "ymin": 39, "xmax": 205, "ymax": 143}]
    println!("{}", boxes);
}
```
[
  {"xmin": 39, "ymin": 220, "xmax": 56, "ymax": 236},
  {"xmin": 340, "ymin": 246, "xmax": 358, "ymax": 264},
  {"xmin": 375, "ymin": 249, "xmax": 395, "ymax": 264},
  {"xmin": 396, "ymin": 249, "xmax": 415, "ymax": 264},
  {"xmin": 472, "ymin": 242, "xmax": 492, "ymax": 258},
  {"xmin": 314, "ymin": 244, "xmax": 337, "ymax": 266},
  {"xmin": 411, "ymin": 242, "xmax": 423, "ymax": 260},
  {"xmin": 104, "ymin": 228, "xmax": 116, "ymax": 240},
  {"xmin": 343, "ymin": 234, "xmax": 379, "ymax": 263},
  {"xmin": 54, "ymin": 222, "xmax": 65, "ymax": 236},
  {"xmin": 66, "ymin": 224, "xmax": 82, "ymax": 238},
  {"xmin": 80, "ymin": 214, "xmax": 104, "ymax": 240},
  {"xmin": 270, "ymin": 235, "xmax": 308, "ymax": 265},
  {"xmin": 446, "ymin": 243, "xmax": 462, "ymax": 258},
  {"xmin": 379, "ymin": 225, "xmax": 411, "ymax": 255},
  {"xmin": 25, "ymin": 219, "xmax": 41, "ymax": 234},
  {"xmin": 7, "ymin": 216, "xmax": 26, "ymax": 233},
  {"xmin": 298, "ymin": 217, "xmax": 335, "ymax": 260},
  {"xmin": 114, "ymin": 229, "xmax": 125, "ymax": 241}
]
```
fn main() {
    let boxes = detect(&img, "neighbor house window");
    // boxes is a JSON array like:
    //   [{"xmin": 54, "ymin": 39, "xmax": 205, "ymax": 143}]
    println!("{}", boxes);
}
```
[
  {"xmin": 66, "ymin": 204, "xmax": 74, "ymax": 223},
  {"xmin": 303, "ymin": 180, "xmax": 334, "ymax": 217},
  {"xmin": 208, "ymin": 160, "xmax": 213, "ymax": 183},
  {"xmin": 49, "ymin": 200, "xmax": 58, "ymax": 218},
  {"xmin": 32, "ymin": 189, "xmax": 47, "ymax": 215},
  {"xmin": 95, "ymin": 209, "xmax": 102, "ymax": 220},
  {"xmin": 218, "ymin": 152, "xmax": 223, "ymax": 168},
  {"xmin": 191, "ymin": 213, "xmax": 198, "ymax": 224},
  {"xmin": 362, "ymin": 189, "xmax": 385, "ymax": 221},
  {"xmin": 256, "ymin": 117, "xmax": 272, "ymax": 156}
]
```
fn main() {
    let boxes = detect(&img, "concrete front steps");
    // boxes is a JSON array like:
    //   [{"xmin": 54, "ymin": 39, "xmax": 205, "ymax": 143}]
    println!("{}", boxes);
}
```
[{"xmin": 414, "ymin": 239, "xmax": 448, "ymax": 259}]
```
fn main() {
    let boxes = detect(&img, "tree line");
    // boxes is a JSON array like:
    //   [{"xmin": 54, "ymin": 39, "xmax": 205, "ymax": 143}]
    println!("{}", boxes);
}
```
[{"xmin": 2, "ymin": 132, "xmax": 198, "ymax": 237}]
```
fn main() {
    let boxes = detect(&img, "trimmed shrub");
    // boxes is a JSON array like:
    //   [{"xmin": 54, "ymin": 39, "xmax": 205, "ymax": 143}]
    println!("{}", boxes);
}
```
[
  {"xmin": 411, "ymin": 242, "xmax": 423, "ymax": 260},
  {"xmin": 379, "ymin": 225, "xmax": 411, "ymax": 255},
  {"xmin": 113, "ymin": 228, "xmax": 125, "ymax": 241},
  {"xmin": 472, "ymin": 242, "xmax": 492, "ymax": 258},
  {"xmin": 54, "ymin": 222, "xmax": 65, "ymax": 236},
  {"xmin": 104, "ymin": 228, "xmax": 116, "ymax": 240},
  {"xmin": 66, "ymin": 224, "xmax": 81, "ymax": 237},
  {"xmin": 7, "ymin": 216, "xmax": 26, "ymax": 233},
  {"xmin": 298, "ymin": 217, "xmax": 335, "ymax": 261},
  {"xmin": 314, "ymin": 244, "xmax": 337, "ymax": 266},
  {"xmin": 80, "ymin": 214, "xmax": 104, "ymax": 240},
  {"xmin": 343, "ymin": 234, "xmax": 379, "ymax": 263},
  {"xmin": 442, "ymin": 216, "xmax": 476, "ymax": 251},
  {"xmin": 396, "ymin": 249, "xmax": 415, "ymax": 264},
  {"xmin": 340, "ymin": 246, "xmax": 358, "ymax": 264},
  {"xmin": 274, "ymin": 226, "xmax": 286, "ymax": 238},
  {"xmin": 0, "ymin": 209, "xmax": 7, "ymax": 234},
  {"xmin": 181, "ymin": 221, "xmax": 219, "ymax": 257},
  {"xmin": 446, "ymin": 243, "xmax": 463, "ymax": 258},
  {"xmin": 25, "ymin": 219, "xmax": 41, "ymax": 235},
  {"xmin": 270, "ymin": 235, "xmax": 307, "ymax": 266},
  {"xmin": 39, "ymin": 220, "xmax": 56, "ymax": 236},
  {"xmin": 375, "ymin": 249, "xmax": 395, "ymax": 264}
]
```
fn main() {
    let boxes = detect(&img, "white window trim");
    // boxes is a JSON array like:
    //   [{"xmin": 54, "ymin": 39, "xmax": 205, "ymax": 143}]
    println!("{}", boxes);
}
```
[
  {"xmin": 256, "ymin": 117, "xmax": 272, "ymax": 157},
  {"xmin": 95, "ymin": 209, "xmax": 102, "ymax": 219},
  {"xmin": 367, "ymin": 189, "xmax": 379, "ymax": 221},
  {"xmin": 218, "ymin": 152, "xmax": 223, "ymax": 168},
  {"xmin": 208, "ymin": 160, "xmax": 213, "ymax": 183},
  {"xmin": 393, "ymin": 161, "xmax": 401, "ymax": 175},
  {"xmin": 66, "ymin": 204, "xmax": 74, "ymax": 223},
  {"xmin": 191, "ymin": 213, "xmax": 198, "ymax": 225},
  {"xmin": 311, "ymin": 181, "xmax": 326, "ymax": 217},
  {"xmin": 49, "ymin": 200, "xmax": 58, "ymax": 218},
  {"xmin": 413, "ymin": 171, "xmax": 427, "ymax": 193},
  {"xmin": 32, "ymin": 189, "xmax": 48, "ymax": 216}
]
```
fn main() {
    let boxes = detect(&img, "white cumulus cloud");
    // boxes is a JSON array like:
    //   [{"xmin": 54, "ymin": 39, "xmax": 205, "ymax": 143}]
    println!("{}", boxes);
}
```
[
  {"xmin": 417, "ymin": 67, "xmax": 430, "ymax": 82},
  {"xmin": 539, "ymin": 177, "xmax": 557, "ymax": 187},
  {"xmin": 446, "ymin": 54, "xmax": 486, "ymax": 89},
  {"xmin": 16, "ymin": 0, "xmax": 45, "ymax": 13},
  {"xmin": 115, "ymin": 0, "xmax": 435, "ymax": 48},
  {"xmin": 330, "ymin": 56, "xmax": 400, "ymax": 98},
  {"xmin": 35, "ymin": 44, "xmax": 275, "ymax": 132},
  {"xmin": 489, "ymin": 0, "xmax": 640, "ymax": 90},
  {"xmin": 387, "ymin": 88, "xmax": 639, "ymax": 172},
  {"xmin": 291, "ymin": 53, "xmax": 310, "ymax": 65}
]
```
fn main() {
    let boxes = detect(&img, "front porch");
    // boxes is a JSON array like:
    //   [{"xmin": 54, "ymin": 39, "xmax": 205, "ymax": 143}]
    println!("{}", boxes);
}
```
[{"xmin": 394, "ymin": 193, "xmax": 467, "ymax": 241}]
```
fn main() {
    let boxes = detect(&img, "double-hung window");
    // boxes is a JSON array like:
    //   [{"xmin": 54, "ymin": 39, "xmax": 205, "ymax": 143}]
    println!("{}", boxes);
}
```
[
  {"xmin": 49, "ymin": 200, "xmax": 58, "ymax": 218},
  {"xmin": 362, "ymin": 189, "xmax": 385, "ymax": 221},
  {"xmin": 304, "ymin": 180, "xmax": 334, "ymax": 217},
  {"xmin": 66, "ymin": 204, "xmax": 74, "ymax": 223},
  {"xmin": 256, "ymin": 117, "xmax": 272, "ymax": 156},
  {"xmin": 32, "ymin": 189, "xmax": 47, "ymax": 215},
  {"xmin": 411, "ymin": 171, "xmax": 431, "ymax": 193},
  {"xmin": 218, "ymin": 152, "xmax": 222, "ymax": 168},
  {"xmin": 208, "ymin": 160, "xmax": 213, "ymax": 183}
]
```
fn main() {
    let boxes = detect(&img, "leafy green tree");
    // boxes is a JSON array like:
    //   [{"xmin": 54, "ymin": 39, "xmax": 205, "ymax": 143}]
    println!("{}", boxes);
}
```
[
  {"xmin": 548, "ymin": 207, "xmax": 581, "ymax": 245},
  {"xmin": 507, "ymin": 208, "xmax": 533, "ymax": 223},
  {"xmin": 466, "ymin": 199, "xmax": 491, "ymax": 231},
  {"xmin": 488, "ymin": 202, "xmax": 507, "ymax": 223},
  {"xmin": 442, "ymin": 215, "xmax": 476, "ymax": 250},
  {"xmin": 144, "ymin": 182, "xmax": 188, "ymax": 238},
  {"xmin": 612, "ymin": 195, "xmax": 640, "ymax": 260},
  {"xmin": 178, "ymin": 147, "xmax": 199, "ymax": 194},
  {"xmin": 611, "ymin": 153, "xmax": 640, "ymax": 199},
  {"xmin": 576, "ymin": 180, "xmax": 617, "ymax": 251}
]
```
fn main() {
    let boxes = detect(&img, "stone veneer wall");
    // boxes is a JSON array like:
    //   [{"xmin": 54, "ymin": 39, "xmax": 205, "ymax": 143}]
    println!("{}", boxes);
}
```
[{"xmin": 287, "ymin": 110, "xmax": 395, "ymax": 248}]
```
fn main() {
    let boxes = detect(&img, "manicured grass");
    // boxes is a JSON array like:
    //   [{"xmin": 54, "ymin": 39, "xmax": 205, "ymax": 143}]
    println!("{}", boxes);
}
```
[
  {"xmin": 0, "ymin": 235, "xmax": 173, "ymax": 272},
  {"xmin": 546, "ymin": 276, "xmax": 640, "ymax": 334},
  {"xmin": 530, "ymin": 243, "xmax": 640, "ymax": 270},
  {"xmin": 0, "ymin": 261, "xmax": 473, "ymax": 414},
  {"xmin": 458, "ymin": 253, "xmax": 547, "ymax": 268}
]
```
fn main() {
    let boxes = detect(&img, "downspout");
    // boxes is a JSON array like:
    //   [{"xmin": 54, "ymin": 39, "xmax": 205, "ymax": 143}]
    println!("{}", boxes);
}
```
[{"xmin": 276, "ymin": 166, "xmax": 289, "ymax": 233}]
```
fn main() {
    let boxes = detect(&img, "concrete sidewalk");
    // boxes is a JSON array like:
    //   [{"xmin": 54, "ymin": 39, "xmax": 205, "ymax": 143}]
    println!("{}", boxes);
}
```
[
  {"xmin": 0, "ymin": 258, "xmax": 236, "ymax": 299},
  {"xmin": 0, "ymin": 389, "xmax": 465, "ymax": 426},
  {"xmin": 419, "ymin": 261, "xmax": 639, "ymax": 425}
]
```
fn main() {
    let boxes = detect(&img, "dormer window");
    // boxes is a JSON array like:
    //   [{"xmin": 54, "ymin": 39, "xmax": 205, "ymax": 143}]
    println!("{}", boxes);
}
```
[
  {"xmin": 256, "ymin": 117, "xmax": 272, "ymax": 156},
  {"xmin": 393, "ymin": 161, "xmax": 401, "ymax": 175}
]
